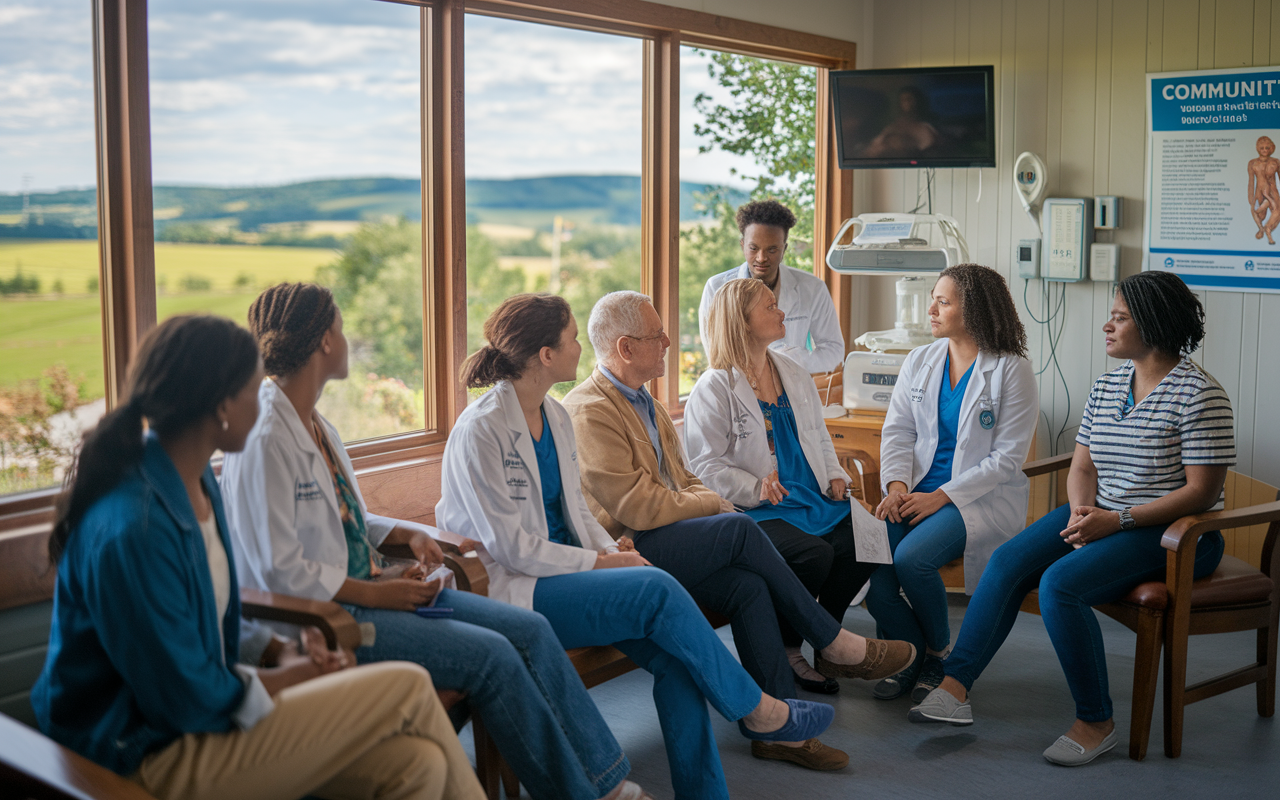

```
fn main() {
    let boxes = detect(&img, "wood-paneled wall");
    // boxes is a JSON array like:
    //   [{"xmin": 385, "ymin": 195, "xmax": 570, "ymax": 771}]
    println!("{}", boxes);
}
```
[{"xmin": 862, "ymin": 0, "xmax": 1280, "ymax": 565}]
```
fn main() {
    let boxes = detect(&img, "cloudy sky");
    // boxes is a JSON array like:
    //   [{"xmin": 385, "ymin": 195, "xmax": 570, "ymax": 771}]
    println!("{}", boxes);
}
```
[{"xmin": 0, "ymin": 0, "xmax": 757, "ymax": 194}]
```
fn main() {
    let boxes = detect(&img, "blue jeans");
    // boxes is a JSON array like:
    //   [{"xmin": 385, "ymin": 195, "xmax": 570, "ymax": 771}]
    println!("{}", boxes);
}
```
[
  {"xmin": 632, "ymin": 513, "xmax": 844, "ymax": 701},
  {"xmin": 945, "ymin": 503, "xmax": 1225, "ymax": 722},
  {"xmin": 534, "ymin": 567, "xmax": 763, "ymax": 800},
  {"xmin": 345, "ymin": 588, "xmax": 628, "ymax": 800},
  {"xmin": 865, "ymin": 503, "xmax": 967, "ymax": 667}
]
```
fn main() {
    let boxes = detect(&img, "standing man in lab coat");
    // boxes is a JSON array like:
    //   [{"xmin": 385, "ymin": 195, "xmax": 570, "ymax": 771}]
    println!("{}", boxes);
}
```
[{"xmin": 698, "ymin": 199, "xmax": 845, "ymax": 373}]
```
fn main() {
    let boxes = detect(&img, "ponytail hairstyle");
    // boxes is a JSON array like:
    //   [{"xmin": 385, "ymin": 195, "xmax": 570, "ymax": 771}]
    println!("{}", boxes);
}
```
[
  {"xmin": 1116, "ymin": 270, "xmax": 1205, "ymax": 357},
  {"xmin": 247, "ymin": 282, "xmax": 338, "ymax": 377},
  {"xmin": 937, "ymin": 263, "xmax": 1028, "ymax": 358},
  {"xmin": 460, "ymin": 294, "xmax": 572, "ymax": 388},
  {"xmin": 49, "ymin": 315, "xmax": 260, "ymax": 564}
]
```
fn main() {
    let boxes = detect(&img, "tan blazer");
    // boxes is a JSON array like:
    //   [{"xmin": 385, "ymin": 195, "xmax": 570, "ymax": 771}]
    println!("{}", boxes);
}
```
[{"xmin": 562, "ymin": 368, "xmax": 722, "ymax": 538}]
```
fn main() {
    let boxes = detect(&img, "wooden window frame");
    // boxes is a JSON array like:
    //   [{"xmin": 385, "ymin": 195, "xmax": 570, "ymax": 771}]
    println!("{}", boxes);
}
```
[{"xmin": 1, "ymin": 0, "xmax": 855, "ymax": 514}]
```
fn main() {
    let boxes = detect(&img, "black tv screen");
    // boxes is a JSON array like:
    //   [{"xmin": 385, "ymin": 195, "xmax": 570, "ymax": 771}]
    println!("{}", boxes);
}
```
[{"xmin": 830, "ymin": 66, "xmax": 996, "ymax": 169}]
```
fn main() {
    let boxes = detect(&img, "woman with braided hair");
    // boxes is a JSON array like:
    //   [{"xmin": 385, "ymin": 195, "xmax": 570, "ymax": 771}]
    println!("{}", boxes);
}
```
[{"xmin": 221, "ymin": 283, "xmax": 650, "ymax": 800}]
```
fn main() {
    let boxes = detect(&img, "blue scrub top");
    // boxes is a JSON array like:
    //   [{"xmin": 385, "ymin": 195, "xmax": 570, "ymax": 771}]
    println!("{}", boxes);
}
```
[
  {"xmin": 914, "ymin": 352, "xmax": 974, "ymax": 494},
  {"xmin": 533, "ymin": 407, "xmax": 579, "ymax": 547},
  {"xmin": 745, "ymin": 390, "xmax": 849, "ymax": 535}
]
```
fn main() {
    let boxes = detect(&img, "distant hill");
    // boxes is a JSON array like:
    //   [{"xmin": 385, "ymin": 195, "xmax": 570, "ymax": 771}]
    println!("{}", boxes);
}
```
[{"xmin": 0, "ymin": 175, "xmax": 747, "ymax": 239}]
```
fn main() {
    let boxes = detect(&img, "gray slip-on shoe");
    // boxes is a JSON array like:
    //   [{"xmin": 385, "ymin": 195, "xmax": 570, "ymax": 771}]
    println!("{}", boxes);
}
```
[
  {"xmin": 907, "ymin": 687, "xmax": 972, "ymax": 725},
  {"xmin": 1042, "ymin": 729, "xmax": 1118, "ymax": 766}
]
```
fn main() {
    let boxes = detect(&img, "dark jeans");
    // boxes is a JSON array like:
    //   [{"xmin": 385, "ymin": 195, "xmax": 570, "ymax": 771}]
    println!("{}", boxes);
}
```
[
  {"xmin": 756, "ymin": 514, "xmax": 879, "ymax": 648},
  {"xmin": 945, "ymin": 503, "xmax": 1225, "ymax": 722},
  {"xmin": 632, "ymin": 512, "xmax": 843, "ymax": 701}
]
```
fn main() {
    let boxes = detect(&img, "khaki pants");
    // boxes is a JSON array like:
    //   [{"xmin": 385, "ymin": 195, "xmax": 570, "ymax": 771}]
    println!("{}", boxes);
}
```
[{"xmin": 133, "ymin": 661, "xmax": 485, "ymax": 800}]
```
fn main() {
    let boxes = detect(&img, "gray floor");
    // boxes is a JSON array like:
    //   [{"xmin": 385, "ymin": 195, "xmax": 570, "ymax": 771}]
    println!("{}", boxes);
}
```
[{"xmin": 463, "ymin": 598, "xmax": 1279, "ymax": 799}]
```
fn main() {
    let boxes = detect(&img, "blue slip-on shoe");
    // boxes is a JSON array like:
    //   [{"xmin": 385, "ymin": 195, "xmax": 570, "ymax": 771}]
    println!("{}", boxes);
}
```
[{"xmin": 738, "ymin": 698, "xmax": 835, "ymax": 742}]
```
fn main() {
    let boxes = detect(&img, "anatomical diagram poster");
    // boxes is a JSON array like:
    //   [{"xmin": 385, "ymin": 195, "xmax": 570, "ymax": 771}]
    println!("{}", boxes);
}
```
[{"xmin": 1146, "ymin": 65, "xmax": 1280, "ymax": 293}]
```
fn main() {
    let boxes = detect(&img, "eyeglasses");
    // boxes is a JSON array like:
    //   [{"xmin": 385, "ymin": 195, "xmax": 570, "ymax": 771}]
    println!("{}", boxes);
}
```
[{"xmin": 625, "ymin": 330, "xmax": 666, "ymax": 343}]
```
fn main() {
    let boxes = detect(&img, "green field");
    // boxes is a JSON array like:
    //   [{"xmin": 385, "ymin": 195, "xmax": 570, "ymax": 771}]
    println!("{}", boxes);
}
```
[{"xmin": 0, "ymin": 239, "xmax": 335, "ymax": 396}]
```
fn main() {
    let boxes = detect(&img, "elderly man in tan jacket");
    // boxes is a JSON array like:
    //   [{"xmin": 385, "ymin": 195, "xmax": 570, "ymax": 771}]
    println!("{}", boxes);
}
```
[{"xmin": 562, "ymin": 290, "xmax": 914, "ymax": 773}]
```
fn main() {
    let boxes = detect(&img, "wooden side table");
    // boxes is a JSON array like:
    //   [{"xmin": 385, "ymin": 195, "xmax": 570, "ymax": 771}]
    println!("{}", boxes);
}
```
[{"xmin": 824, "ymin": 409, "xmax": 888, "ymax": 507}]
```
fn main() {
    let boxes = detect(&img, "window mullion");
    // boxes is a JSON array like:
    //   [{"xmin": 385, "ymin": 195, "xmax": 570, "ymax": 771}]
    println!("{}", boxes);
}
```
[
  {"xmin": 642, "ymin": 32, "xmax": 681, "ymax": 411},
  {"xmin": 92, "ymin": 0, "xmax": 157, "ymax": 406}
]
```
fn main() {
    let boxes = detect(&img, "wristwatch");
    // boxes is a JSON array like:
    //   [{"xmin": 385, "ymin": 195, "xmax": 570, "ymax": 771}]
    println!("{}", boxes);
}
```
[{"xmin": 1118, "ymin": 507, "xmax": 1136, "ymax": 530}]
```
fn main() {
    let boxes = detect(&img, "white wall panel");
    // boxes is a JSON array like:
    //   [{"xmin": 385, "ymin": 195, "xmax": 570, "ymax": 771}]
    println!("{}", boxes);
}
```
[{"xmin": 864, "ymin": 0, "xmax": 1280, "ymax": 485}]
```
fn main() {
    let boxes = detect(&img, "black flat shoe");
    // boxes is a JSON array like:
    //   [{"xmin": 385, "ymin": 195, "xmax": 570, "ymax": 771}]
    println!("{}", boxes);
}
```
[{"xmin": 795, "ymin": 672, "xmax": 840, "ymax": 694}]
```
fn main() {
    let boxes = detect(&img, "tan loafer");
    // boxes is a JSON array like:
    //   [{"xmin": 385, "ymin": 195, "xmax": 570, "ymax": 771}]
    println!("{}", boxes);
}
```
[
  {"xmin": 816, "ymin": 639, "xmax": 917, "ymax": 681},
  {"xmin": 750, "ymin": 738, "xmax": 849, "ymax": 771}
]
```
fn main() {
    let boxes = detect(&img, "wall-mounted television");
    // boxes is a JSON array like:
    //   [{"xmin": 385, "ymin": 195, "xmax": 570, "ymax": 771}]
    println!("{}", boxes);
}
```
[{"xmin": 830, "ymin": 66, "xmax": 996, "ymax": 169}]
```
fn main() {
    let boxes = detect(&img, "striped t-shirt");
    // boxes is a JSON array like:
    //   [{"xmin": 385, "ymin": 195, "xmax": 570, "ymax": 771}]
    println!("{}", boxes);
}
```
[{"xmin": 1076, "ymin": 359, "xmax": 1234, "ymax": 510}]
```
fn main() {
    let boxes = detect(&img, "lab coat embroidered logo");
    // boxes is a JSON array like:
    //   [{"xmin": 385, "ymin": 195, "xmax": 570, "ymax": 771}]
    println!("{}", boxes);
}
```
[{"xmin": 980, "ymin": 410, "xmax": 995, "ymax": 429}]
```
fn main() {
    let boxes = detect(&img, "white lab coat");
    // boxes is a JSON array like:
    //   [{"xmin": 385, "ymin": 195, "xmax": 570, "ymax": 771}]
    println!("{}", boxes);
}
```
[
  {"xmin": 434, "ymin": 381, "xmax": 618, "ymax": 609},
  {"xmin": 220, "ymin": 379, "xmax": 396, "ymax": 602},
  {"xmin": 685, "ymin": 351, "xmax": 851, "ymax": 510},
  {"xmin": 698, "ymin": 262, "xmax": 845, "ymax": 373},
  {"xmin": 880, "ymin": 338, "xmax": 1039, "ymax": 592}
]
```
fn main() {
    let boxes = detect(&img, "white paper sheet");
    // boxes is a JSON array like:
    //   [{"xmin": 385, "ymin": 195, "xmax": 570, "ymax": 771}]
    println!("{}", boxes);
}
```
[{"xmin": 850, "ymin": 496, "xmax": 893, "ymax": 564}]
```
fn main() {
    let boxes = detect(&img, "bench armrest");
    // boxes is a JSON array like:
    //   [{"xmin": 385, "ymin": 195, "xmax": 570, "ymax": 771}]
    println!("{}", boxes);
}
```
[
  {"xmin": 1022, "ymin": 453, "xmax": 1073, "ymax": 478},
  {"xmin": 239, "ymin": 588, "xmax": 363, "ymax": 651},
  {"xmin": 0, "ymin": 712, "xmax": 156, "ymax": 800},
  {"xmin": 377, "ymin": 528, "xmax": 490, "ymax": 597}
]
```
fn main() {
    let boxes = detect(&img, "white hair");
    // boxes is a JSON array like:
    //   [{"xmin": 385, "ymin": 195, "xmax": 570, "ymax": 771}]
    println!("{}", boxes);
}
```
[{"xmin": 588, "ymin": 290, "xmax": 653, "ymax": 368}]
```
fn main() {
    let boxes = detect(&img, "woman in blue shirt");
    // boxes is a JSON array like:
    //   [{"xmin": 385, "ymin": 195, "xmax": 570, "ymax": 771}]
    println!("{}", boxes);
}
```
[
  {"xmin": 32, "ymin": 315, "xmax": 483, "ymax": 800},
  {"xmin": 686, "ymin": 278, "xmax": 885, "ymax": 695},
  {"xmin": 870, "ymin": 264, "xmax": 1037, "ymax": 703}
]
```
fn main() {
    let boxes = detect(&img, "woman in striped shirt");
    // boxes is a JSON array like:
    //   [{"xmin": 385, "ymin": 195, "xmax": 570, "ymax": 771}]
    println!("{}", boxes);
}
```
[{"xmin": 909, "ymin": 271, "xmax": 1233, "ymax": 767}]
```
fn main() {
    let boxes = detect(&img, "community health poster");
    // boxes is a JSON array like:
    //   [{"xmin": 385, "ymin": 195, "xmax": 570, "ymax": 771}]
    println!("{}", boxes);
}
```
[{"xmin": 1145, "ymin": 66, "xmax": 1280, "ymax": 293}]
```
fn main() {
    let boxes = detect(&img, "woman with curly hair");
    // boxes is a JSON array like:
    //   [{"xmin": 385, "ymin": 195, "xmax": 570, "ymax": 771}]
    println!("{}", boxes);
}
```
[
  {"xmin": 911, "ymin": 271, "xmax": 1232, "ymax": 767},
  {"xmin": 867, "ymin": 263, "xmax": 1038, "ymax": 703}
]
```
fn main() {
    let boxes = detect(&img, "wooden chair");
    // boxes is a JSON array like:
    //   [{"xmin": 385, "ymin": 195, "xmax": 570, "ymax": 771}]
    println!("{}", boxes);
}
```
[{"xmin": 1017, "ymin": 454, "xmax": 1280, "ymax": 759}]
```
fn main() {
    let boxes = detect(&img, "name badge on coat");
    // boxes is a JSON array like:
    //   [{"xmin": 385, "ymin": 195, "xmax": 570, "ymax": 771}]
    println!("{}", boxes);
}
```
[{"xmin": 978, "ymin": 394, "xmax": 995, "ymax": 429}]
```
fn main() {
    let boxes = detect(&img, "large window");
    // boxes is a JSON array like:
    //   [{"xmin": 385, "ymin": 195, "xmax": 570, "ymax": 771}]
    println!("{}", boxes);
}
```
[
  {"xmin": 0, "ymin": 0, "xmax": 852, "ymax": 504},
  {"xmin": 148, "ymin": 0, "xmax": 427, "ymax": 442},
  {"xmin": 0, "ymin": 0, "xmax": 105, "ymax": 495},
  {"xmin": 677, "ymin": 46, "xmax": 818, "ymax": 395},
  {"xmin": 463, "ymin": 14, "xmax": 642, "ymax": 398}
]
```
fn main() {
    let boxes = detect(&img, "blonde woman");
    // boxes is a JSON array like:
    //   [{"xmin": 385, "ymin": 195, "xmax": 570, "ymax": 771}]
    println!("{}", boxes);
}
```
[{"xmin": 685, "ymin": 278, "xmax": 883, "ymax": 695}]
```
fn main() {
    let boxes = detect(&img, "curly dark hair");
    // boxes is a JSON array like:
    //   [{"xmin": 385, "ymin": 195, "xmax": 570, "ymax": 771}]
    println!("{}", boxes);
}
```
[
  {"xmin": 247, "ymin": 282, "xmax": 338, "ymax": 377},
  {"xmin": 735, "ymin": 199, "xmax": 797, "ymax": 236},
  {"xmin": 1116, "ymin": 271, "xmax": 1204, "ymax": 357},
  {"xmin": 937, "ymin": 263, "xmax": 1027, "ymax": 358}
]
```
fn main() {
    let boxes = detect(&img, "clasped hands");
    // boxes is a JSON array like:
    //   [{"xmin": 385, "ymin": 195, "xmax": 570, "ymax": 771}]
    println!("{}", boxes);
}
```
[
  {"xmin": 1059, "ymin": 506, "xmax": 1121, "ymax": 548},
  {"xmin": 594, "ymin": 536, "xmax": 653, "ymax": 569},
  {"xmin": 875, "ymin": 484, "xmax": 949, "ymax": 525}
]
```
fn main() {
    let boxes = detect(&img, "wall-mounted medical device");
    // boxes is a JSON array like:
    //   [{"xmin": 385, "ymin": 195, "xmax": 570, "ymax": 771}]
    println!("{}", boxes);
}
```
[
  {"xmin": 825, "ymin": 213, "xmax": 969, "ymax": 275},
  {"xmin": 1090, "ymin": 243, "xmax": 1119, "ymax": 282},
  {"xmin": 1094, "ymin": 195, "xmax": 1122, "ymax": 229},
  {"xmin": 1013, "ymin": 151, "xmax": 1048, "ymax": 231},
  {"xmin": 1015, "ymin": 238, "xmax": 1041, "ymax": 279},
  {"xmin": 1042, "ymin": 198, "xmax": 1093, "ymax": 282}
]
